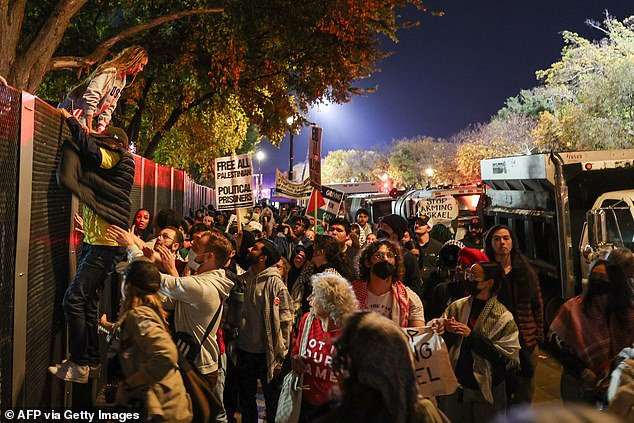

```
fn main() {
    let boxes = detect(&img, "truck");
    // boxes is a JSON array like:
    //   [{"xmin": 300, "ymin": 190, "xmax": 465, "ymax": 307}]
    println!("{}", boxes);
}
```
[
  {"xmin": 480, "ymin": 149, "xmax": 634, "ymax": 323},
  {"xmin": 394, "ymin": 186, "xmax": 485, "ymax": 240}
]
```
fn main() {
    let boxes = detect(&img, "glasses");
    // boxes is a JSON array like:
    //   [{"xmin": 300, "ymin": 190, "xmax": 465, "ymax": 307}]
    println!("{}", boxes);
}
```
[
  {"xmin": 373, "ymin": 252, "xmax": 395, "ymax": 260},
  {"xmin": 159, "ymin": 232, "xmax": 174, "ymax": 241}
]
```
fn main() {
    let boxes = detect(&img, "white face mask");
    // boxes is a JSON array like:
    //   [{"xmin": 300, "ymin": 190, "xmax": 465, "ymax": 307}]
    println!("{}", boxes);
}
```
[{"xmin": 188, "ymin": 249, "xmax": 202, "ymax": 272}]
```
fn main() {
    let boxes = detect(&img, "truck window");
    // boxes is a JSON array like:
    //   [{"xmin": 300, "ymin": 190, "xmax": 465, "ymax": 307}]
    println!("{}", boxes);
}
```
[{"xmin": 600, "ymin": 199, "xmax": 634, "ymax": 250}]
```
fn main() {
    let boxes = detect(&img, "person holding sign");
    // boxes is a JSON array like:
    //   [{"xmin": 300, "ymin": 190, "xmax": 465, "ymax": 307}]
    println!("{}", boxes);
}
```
[
  {"xmin": 321, "ymin": 312, "xmax": 449, "ymax": 423},
  {"xmin": 351, "ymin": 240, "xmax": 425, "ymax": 328},
  {"xmin": 290, "ymin": 273, "xmax": 358, "ymax": 422},
  {"xmin": 437, "ymin": 261, "xmax": 520, "ymax": 423}
]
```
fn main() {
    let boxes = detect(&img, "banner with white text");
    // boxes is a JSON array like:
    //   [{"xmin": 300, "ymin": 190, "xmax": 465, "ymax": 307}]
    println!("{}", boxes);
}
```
[{"xmin": 214, "ymin": 153, "xmax": 254, "ymax": 210}]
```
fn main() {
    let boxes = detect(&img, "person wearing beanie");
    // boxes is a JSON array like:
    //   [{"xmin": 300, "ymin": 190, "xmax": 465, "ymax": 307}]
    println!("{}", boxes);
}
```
[
  {"xmin": 236, "ymin": 239, "xmax": 293, "ymax": 422},
  {"xmin": 377, "ymin": 214, "xmax": 424, "ymax": 299},
  {"xmin": 112, "ymin": 260, "xmax": 193, "ymax": 422},
  {"xmin": 411, "ymin": 216, "xmax": 443, "ymax": 296},
  {"xmin": 424, "ymin": 241, "xmax": 466, "ymax": 320}
]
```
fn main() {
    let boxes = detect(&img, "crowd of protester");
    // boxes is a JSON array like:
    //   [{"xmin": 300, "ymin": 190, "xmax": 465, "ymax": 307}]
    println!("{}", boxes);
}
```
[
  {"xmin": 44, "ymin": 175, "xmax": 634, "ymax": 422},
  {"xmin": 2, "ymin": 49, "xmax": 632, "ymax": 422}
]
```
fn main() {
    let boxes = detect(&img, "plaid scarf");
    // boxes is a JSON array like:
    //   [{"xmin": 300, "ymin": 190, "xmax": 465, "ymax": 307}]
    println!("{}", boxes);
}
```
[
  {"xmin": 352, "ymin": 280, "xmax": 410, "ymax": 327},
  {"xmin": 445, "ymin": 295, "xmax": 520, "ymax": 403},
  {"xmin": 549, "ymin": 295, "xmax": 634, "ymax": 376}
]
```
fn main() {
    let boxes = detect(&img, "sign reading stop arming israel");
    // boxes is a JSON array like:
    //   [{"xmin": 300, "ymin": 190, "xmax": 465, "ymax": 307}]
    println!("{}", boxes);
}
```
[
  {"xmin": 214, "ymin": 153, "xmax": 254, "ymax": 210},
  {"xmin": 402, "ymin": 326, "xmax": 458, "ymax": 397},
  {"xmin": 417, "ymin": 196, "xmax": 459, "ymax": 221}
]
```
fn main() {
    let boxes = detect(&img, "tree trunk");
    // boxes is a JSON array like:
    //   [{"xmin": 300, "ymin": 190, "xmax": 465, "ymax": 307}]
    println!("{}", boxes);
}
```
[
  {"xmin": 143, "ymin": 92, "xmax": 214, "ymax": 159},
  {"xmin": 0, "ymin": 0, "xmax": 28, "ymax": 79},
  {"xmin": 127, "ymin": 76, "xmax": 154, "ymax": 144}
]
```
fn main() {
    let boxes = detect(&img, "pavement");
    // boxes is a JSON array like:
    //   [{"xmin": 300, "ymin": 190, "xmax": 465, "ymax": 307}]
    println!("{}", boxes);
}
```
[{"xmin": 533, "ymin": 347, "xmax": 564, "ymax": 404}]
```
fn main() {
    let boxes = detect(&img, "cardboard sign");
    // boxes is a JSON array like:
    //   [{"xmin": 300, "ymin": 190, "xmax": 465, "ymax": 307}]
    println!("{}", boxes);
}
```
[
  {"xmin": 214, "ymin": 154, "xmax": 254, "ymax": 210},
  {"xmin": 306, "ymin": 186, "xmax": 344, "ymax": 223},
  {"xmin": 417, "ymin": 196, "xmax": 459, "ymax": 221},
  {"xmin": 401, "ymin": 326, "xmax": 459, "ymax": 397},
  {"xmin": 275, "ymin": 168, "xmax": 312, "ymax": 199}
]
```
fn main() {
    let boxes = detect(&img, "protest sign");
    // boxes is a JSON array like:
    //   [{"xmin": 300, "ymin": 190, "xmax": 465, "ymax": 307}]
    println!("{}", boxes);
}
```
[
  {"xmin": 401, "ymin": 326, "xmax": 458, "ymax": 397},
  {"xmin": 417, "ymin": 196, "xmax": 459, "ymax": 221},
  {"xmin": 309, "ymin": 126, "xmax": 322, "ymax": 188},
  {"xmin": 306, "ymin": 186, "xmax": 344, "ymax": 223},
  {"xmin": 214, "ymin": 153, "xmax": 254, "ymax": 210},
  {"xmin": 275, "ymin": 168, "xmax": 312, "ymax": 199}
]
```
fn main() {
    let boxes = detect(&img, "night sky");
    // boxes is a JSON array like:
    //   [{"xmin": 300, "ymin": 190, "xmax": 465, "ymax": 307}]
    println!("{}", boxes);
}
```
[{"xmin": 258, "ymin": 0, "xmax": 634, "ymax": 186}]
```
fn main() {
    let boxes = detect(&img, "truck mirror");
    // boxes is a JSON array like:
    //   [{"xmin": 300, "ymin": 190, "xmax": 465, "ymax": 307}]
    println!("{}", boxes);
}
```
[{"xmin": 586, "ymin": 209, "xmax": 608, "ymax": 245}]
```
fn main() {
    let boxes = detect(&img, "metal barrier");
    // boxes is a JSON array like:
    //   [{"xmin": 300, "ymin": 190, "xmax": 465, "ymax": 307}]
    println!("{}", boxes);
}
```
[{"xmin": 1, "ymin": 87, "xmax": 213, "ymax": 408}]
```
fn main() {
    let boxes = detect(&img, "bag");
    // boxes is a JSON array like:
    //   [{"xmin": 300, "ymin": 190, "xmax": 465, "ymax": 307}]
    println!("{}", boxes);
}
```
[
  {"xmin": 178, "ymin": 352, "xmax": 222, "ymax": 423},
  {"xmin": 172, "ymin": 304, "xmax": 223, "ymax": 366},
  {"xmin": 402, "ymin": 326, "xmax": 459, "ymax": 397},
  {"xmin": 276, "ymin": 314, "xmax": 314, "ymax": 423}
]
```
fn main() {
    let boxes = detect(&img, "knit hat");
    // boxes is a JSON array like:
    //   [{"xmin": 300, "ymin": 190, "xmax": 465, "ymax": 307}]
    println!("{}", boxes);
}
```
[
  {"xmin": 380, "ymin": 214, "xmax": 407, "ymax": 239},
  {"xmin": 457, "ymin": 247, "xmax": 489, "ymax": 265},
  {"xmin": 124, "ymin": 259, "xmax": 161, "ymax": 294},
  {"xmin": 93, "ymin": 126, "xmax": 129, "ymax": 149},
  {"xmin": 438, "ymin": 240, "xmax": 465, "ymax": 268}
]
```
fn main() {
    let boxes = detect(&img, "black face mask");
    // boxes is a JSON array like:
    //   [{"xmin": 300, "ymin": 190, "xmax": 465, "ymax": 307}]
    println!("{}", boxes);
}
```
[
  {"xmin": 376, "ymin": 229, "xmax": 391, "ymax": 240},
  {"xmin": 465, "ymin": 279, "xmax": 482, "ymax": 296},
  {"xmin": 587, "ymin": 278, "xmax": 611, "ymax": 296},
  {"xmin": 371, "ymin": 261, "xmax": 395, "ymax": 280}
]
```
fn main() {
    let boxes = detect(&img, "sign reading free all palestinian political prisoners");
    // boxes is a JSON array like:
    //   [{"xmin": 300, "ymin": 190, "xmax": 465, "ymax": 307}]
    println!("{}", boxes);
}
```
[
  {"xmin": 417, "ymin": 196, "xmax": 459, "ymax": 221},
  {"xmin": 214, "ymin": 153, "xmax": 254, "ymax": 211},
  {"xmin": 402, "ymin": 326, "xmax": 458, "ymax": 397}
]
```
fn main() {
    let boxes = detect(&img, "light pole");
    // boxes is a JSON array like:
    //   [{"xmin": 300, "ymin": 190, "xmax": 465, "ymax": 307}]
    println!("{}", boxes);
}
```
[
  {"xmin": 256, "ymin": 151, "xmax": 265, "ymax": 202},
  {"xmin": 286, "ymin": 116, "xmax": 296, "ymax": 181},
  {"xmin": 426, "ymin": 168, "xmax": 434, "ymax": 190}
]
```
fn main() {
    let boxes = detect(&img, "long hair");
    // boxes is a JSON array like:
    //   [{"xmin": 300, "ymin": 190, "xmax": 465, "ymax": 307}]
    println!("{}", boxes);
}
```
[
  {"xmin": 313, "ymin": 233, "xmax": 352, "ymax": 279},
  {"xmin": 484, "ymin": 224, "xmax": 537, "ymax": 298},
  {"xmin": 131, "ymin": 208, "xmax": 154, "ymax": 242},
  {"xmin": 69, "ymin": 46, "xmax": 148, "ymax": 97},
  {"xmin": 605, "ymin": 248, "xmax": 634, "ymax": 323},
  {"xmin": 358, "ymin": 239, "xmax": 404, "ymax": 282},
  {"xmin": 94, "ymin": 45, "xmax": 148, "ymax": 77},
  {"xmin": 332, "ymin": 312, "xmax": 423, "ymax": 423}
]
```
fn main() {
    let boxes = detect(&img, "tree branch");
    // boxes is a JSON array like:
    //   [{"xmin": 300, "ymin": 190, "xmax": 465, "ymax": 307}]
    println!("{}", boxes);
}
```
[{"xmin": 48, "ymin": 8, "xmax": 224, "ymax": 71}]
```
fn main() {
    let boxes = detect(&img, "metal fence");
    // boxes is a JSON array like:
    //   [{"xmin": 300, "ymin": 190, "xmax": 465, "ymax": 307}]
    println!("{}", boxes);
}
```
[{"xmin": 1, "ymin": 87, "xmax": 213, "ymax": 409}]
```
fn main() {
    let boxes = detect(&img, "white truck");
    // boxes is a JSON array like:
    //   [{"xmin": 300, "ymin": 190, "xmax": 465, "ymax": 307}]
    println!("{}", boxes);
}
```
[{"xmin": 481, "ymin": 149, "xmax": 634, "ymax": 322}]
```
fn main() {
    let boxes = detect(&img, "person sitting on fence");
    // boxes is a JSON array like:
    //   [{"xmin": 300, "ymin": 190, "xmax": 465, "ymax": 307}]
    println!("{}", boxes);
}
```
[
  {"xmin": 49, "ymin": 107, "xmax": 134, "ymax": 383},
  {"xmin": 58, "ymin": 46, "xmax": 148, "ymax": 134}
]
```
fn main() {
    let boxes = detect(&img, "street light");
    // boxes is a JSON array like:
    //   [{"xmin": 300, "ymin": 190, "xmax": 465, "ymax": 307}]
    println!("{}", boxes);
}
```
[{"xmin": 425, "ymin": 168, "xmax": 434, "ymax": 190}]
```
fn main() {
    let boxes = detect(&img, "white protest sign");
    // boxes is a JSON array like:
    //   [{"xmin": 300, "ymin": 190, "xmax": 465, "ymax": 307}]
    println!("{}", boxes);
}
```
[
  {"xmin": 214, "ymin": 153, "xmax": 254, "ymax": 211},
  {"xmin": 402, "ymin": 326, "xmax": 458, "ymax": 397},
  {"xmin": 417, "ymin": 196, "xmax": 459, "ymax": 221}
]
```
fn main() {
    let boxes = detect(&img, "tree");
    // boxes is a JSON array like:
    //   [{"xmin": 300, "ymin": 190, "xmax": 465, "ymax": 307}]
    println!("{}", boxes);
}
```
[
  {"xmin": 1, "ymin": 0, "xmax": 222, "ymax": 92},
  {"xmin": 453, "ymin": 115, "xmax": 536, "ymax": 181},
  {"xmin": 387, "ymin": 136, "xmax": 457, "ymax": 188},
  {"xmin": 19, "ymin": 0, "xmax": 429, "ymax": 179},
  {"xmin": 321, "ymin": 149, "xmax": 388, "ymax": 184}
]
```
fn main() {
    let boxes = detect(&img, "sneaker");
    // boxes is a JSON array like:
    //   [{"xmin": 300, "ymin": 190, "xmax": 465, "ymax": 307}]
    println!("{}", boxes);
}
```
[
  {"xmin": 48, "ymin": 360, "xmax": 89, "ymax": 383},
  {"xmin": 88, "ymin": 363, "xmax": 101, "ymax": 379}
]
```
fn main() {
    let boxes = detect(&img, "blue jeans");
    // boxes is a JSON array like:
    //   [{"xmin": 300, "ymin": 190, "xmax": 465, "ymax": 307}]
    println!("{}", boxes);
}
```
[{"xmin": 62, "ymin": 243, "xmax": 119, "ymax": 365}]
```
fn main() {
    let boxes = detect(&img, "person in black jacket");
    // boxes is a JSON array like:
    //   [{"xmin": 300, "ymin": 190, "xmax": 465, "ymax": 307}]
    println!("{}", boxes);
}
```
[{"xmin": 50, "ymin": 108, "xmax": 134, "ymax": 383}]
